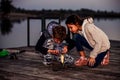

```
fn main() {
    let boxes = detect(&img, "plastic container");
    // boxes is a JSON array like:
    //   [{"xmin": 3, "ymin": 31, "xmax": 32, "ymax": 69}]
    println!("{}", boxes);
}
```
[{"xmin": 0, "ymin": 49, "xmax": 9, "ymax": 57}]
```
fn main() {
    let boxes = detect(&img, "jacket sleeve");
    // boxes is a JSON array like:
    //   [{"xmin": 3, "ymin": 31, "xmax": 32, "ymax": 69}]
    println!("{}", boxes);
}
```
[{"xmin": 35, "ymin": 32, "xmax": 48, "ymax": 55}]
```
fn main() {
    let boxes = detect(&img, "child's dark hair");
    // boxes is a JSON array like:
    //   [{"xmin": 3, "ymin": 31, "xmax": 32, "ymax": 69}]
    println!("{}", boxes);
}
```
[
  {"xmin": 65, "ymin": 14, "xmax": 84, "ymax": 26},
  {"xmin": 52, "ymin": 26, "xmax": 66, "ymax": 42}
]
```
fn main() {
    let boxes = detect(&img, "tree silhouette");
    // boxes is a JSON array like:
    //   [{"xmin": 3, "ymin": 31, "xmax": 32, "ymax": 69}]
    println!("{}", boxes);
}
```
[
  {"xmin": 0, "ymin": 17, "xmax": 13, "ymax": 35},
  {"xmin": 0, "ymin": 0, "xmax": 13, "ymax": 35},
  {"xmin": 0, "ymin": 0, "xmax": 13, "ymax": 15}
]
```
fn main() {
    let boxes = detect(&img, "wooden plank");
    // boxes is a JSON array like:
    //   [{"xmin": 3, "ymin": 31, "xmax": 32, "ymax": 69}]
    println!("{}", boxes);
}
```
[{"xmin": 0, "ymin": 41, "xmax": 120, "ymax": 80}]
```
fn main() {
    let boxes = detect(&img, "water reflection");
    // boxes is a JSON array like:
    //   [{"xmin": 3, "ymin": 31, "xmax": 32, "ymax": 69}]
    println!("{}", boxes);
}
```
[
  {"xmin": 0, "ymin": 17, "xmax": 120, "ymax": 48},
  {"xmin": 0, "ymin": 16, "xmax": 25, "ymax": 35},
  {"xmin": 0, "ymin": 16, "xmax": 13, "ymax": 35}
]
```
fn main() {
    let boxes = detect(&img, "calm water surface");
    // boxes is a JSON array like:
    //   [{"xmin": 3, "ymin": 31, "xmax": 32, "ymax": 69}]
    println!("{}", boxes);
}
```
[{"xmin": 0, "ymin": 19, "xmax": 120, "ymax": 48}]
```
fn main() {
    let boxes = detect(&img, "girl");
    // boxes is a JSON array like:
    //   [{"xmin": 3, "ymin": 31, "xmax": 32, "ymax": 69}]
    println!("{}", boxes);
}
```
[{"xmin": 65, "ymin": 15, "xmax": 110, "ymax": 68}]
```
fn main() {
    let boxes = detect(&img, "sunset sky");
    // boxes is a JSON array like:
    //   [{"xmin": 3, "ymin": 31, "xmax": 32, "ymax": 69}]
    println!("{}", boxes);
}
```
[{"xmin": 12, "ymin": 0, "xmax": 120, "ymax": 12}]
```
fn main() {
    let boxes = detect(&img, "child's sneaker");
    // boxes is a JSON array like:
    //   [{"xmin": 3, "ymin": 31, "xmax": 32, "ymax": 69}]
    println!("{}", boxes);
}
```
[
  {"xmin": 101, "ymin": 51, "xmax": 110, "ymax": 66},
  {"xmin": 75, "ymin": 57, "xmax": 88, "ymax": 67}
]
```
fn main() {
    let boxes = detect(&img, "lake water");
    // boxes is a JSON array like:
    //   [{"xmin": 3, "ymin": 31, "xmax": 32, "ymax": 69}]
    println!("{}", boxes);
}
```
[{"xmin": 0, "ymin": 18, "xmax": 120, "ymax": 48}]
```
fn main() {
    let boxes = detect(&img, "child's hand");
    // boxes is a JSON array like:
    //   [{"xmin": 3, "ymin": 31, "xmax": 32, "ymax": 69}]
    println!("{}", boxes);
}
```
[
  {"xmin": 88, "ymin": 57, "xmax": 96, "ymax": 66},
  {"xmin": 48, "ymin": 49, "xmax": 59, "ymax": 55},
  {"xmin": 62, "ymin": 46, "xmax": 68, "ymax": 54}
]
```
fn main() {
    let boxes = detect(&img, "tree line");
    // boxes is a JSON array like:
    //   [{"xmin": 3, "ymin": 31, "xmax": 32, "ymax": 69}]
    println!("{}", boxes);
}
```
[{"xmin": 0, "ymin": 0, "xmax": 120, "ymax": 19}]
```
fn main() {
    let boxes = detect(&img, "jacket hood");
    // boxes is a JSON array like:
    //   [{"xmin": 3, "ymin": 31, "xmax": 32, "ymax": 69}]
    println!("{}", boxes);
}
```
[
  {"xmin": 81, "ymin": 17, "xmax": 94, "ymax": 30},
  {"xmin": 47, "ymin": 21, "xmax": 59, "ymax": 36},
  {"xmin": 84, "ymin": 17, "xmax": 93, "ymax": 24}
]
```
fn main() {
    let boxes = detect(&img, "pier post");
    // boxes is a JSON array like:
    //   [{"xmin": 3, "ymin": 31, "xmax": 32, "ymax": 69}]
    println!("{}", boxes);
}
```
[
  {"xmin": 58, "ymin": 17, "xmax": 61, "ymax": 24},
  {"xmin": 27, "ymin": 18, "xmax": 30, "ymax": 47},
  {"xmin": 41, "ymin": 17, "xmax": 45, "ymax": 32}
]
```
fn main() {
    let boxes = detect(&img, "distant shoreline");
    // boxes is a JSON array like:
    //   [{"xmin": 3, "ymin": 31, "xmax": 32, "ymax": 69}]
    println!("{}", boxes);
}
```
[{"xmin": 0, "ymin": 8, "xmax": 120, "ymax": 20}]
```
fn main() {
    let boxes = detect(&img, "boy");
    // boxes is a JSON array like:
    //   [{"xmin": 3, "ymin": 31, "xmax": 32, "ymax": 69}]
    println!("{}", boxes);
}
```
[
  {"xmin": 43, "ymin": 26, "xmax": 74, "ymax": 66},
  {"xmin": 35, "ymin": 21, "xmax": 75, "ymax": 66}
]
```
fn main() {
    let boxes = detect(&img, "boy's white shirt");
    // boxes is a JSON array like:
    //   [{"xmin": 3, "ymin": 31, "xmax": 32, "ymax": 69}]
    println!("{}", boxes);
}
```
[{"xmin": 78, "ymin": 18, "xmax": 110, "ymax": 58}]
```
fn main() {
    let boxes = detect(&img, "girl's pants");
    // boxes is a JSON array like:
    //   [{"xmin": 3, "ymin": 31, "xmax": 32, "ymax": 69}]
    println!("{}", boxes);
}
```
[{"xmin": 74, "ymin": 34, "xmax": 108, "ymax": 68}]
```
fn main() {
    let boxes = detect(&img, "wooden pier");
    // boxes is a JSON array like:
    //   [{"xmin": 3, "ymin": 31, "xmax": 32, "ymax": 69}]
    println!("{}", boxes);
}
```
[{"xmin": 0, "ymin": 40, "xmax": 120, "ymax": 80}]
